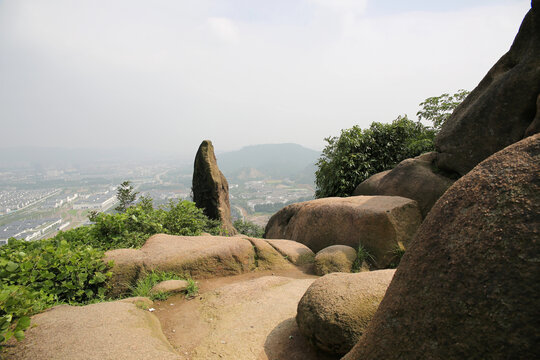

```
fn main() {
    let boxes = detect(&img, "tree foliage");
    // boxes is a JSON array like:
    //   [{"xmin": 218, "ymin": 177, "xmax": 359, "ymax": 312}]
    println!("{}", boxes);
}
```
[
  {"xmin": 233, "ymin": 220, "xmax": 264, "ymax": 238},
  {"xmin": 314, "ymin": 90, "xmax": 470, "ymax": 198},
  {"xmin": 417, "ymin": 89, "xmax": 470, "ymax": 130},
  {"xmin": 114, "ymin": 180, "xmax": 139, "ymax": 213},
  {"xmin": 83, "ymin": 198, "xmax": 222, "ymax": 250},
  {"xmin": 315, "ymin": 116, "xmax": 436, "ymax": 198}
]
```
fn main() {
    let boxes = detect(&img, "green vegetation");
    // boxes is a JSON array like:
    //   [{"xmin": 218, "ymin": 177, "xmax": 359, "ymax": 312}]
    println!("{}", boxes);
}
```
[
  {"xmin": 315, "ymin": 115, "xmax": 435, "ymax": 198},
  {"xmin": 417, "ymin": 89, "xmax": 470, "ymax": 130},
  {"xmin": 315, "ymin": 90, "xmax": 469, "ymax": 198},
  {"xmin": 388, "ymin": 245, "xmax": 406, "ymax": 268},
  {"xmin": 233, "ymin": 220, "xmax": 265, "ymax": 238},
  {"xmin": 1, "ymin": 189, "xmax": 221, "ymax": 349},
  {"xmin": 67, "ymin": 198, "xmax": 221, "ymax": 251},
  {"xmin": 352, "ymin": 244, "xmax": 374, "ymax": 272},
  {"xmin": 130, "ymin": 271, "xmax": 197, "ymax": 301},
  {"xmin": 114, "ymin": 180, "xmax": 139, "ymax": 213},
  {"xmin": 1, "ymin": 238, "xmax": 111, "ymax": 348}
]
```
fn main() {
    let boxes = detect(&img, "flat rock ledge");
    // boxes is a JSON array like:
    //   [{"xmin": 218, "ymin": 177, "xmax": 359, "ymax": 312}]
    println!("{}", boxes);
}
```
[{"xmin": 6, "ymin": 297, "xmax": 178, "ymax": 360}]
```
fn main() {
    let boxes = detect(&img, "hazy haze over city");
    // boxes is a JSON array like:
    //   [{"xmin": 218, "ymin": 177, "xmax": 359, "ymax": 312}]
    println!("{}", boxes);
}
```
[{"xmin": 0, "ymin": 0, "xmax": 531, "ymax": 157}]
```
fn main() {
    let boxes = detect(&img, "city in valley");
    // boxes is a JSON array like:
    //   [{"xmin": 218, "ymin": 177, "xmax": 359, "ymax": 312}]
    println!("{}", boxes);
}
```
[{"xmin": 0, "ymin": 145, "xmax": 316, "ymax": 245}]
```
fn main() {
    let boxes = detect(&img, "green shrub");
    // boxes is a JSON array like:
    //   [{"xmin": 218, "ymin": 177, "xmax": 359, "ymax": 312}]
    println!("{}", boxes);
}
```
[
  {"xmin": 315, "ymin": 116, "xmax": 436, "ymax": 198},
  {"xmin": 233, "ymin": 220, "xmax": 264, "ymax": 238},
  {"xmin": 0, "ymin": 283, "xmax": 35, "ymax": 346},
  {"xmin": 162, "ymin": 200, "xmax": 221, "ymax": 236},
  {"xmin": 56, "ymin": 198, "xmax": 222, "ymax": 251},
  {"xmin": 0, "ymin": 238, "xmax": 111, "ymax": 347},
  {"xmin": 0, "ymin": 238, "xmax": 111, "ymax": 305}
]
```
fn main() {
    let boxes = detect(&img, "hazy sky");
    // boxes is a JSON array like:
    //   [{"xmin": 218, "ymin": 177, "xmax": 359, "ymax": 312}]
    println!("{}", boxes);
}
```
[{"xmin": 0, "ymin": 0, "xmax": 531, "ymax": 156}]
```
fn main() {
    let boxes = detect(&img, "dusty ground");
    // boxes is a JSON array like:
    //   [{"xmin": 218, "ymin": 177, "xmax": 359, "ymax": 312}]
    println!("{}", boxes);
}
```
[{"xmin": 154, "ymin": 268, "xmax": 339, "ymax": 360}]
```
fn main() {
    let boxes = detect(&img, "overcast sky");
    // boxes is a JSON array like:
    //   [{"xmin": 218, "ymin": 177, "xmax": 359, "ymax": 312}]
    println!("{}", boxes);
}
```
[{"xmin": 0, "ymin": 0, "xmax": 531, "ymax": 157}]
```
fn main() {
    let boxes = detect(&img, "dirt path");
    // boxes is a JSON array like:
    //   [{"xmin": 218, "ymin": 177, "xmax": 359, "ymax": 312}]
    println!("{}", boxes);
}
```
[{"xmin": 154, "ymin": 268, "xmax": 339, "ymax": 360}]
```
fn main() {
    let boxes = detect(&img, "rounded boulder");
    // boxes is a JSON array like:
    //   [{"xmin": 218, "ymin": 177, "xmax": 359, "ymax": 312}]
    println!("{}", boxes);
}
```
[
  {"xmin": 314, "ymin": 245, "xmax": 357, "ymax": 275},
  {"xmin": 296, "ymin": 270, "xmax": 395, "ymax": 355}
]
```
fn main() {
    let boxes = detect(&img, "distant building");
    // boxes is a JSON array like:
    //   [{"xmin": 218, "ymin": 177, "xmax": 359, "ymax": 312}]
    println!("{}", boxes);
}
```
[{"xmin": 73, "ymin": 193, "xmax": 116, "ymax": 210}]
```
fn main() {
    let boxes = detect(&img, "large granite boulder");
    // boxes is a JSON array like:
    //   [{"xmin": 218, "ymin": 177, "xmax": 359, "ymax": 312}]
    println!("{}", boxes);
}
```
[
  {"xmin": 7, "ymin": 298, "xmax": 178, "ymax": 360},
  {"xmin": 314, "ymin": 245, "xmax": 358, "ymax": 275},
  {"xmin": 296, "ymin": 270, "xmax": 395, "ymax": 355},
  {"xmin": 435, "ymin": 3, "xmax": 540, "ymax": 175},
  {"xmin": 104, "ymin": 234, "xmax": 291, "ymax": 296},
  {"xmin": 192, "ymin": 140, "xmax": 236, "ymax": 235},
  {"xmin": 343, "ymin": 133, "xmax": 540, "ymax": 360},
  {"xmin": 353, "ymin": 152, "xmax": 455, "ymax": 217},
  {"xmin": 264, "ymin": 196, "xmax": 422, "ymax": 268}
]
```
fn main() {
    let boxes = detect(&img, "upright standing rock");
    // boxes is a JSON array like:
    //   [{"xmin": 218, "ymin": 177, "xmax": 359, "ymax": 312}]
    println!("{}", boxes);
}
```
[{"xmin": 192, "ymin": 140, "xmax": 236, "ymax": 235}]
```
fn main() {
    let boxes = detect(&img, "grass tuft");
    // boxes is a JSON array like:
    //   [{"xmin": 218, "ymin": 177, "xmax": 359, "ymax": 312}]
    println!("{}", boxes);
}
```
[{"xmin": 130, "ymin": 271, "xmax": 197, "ymax": 300}]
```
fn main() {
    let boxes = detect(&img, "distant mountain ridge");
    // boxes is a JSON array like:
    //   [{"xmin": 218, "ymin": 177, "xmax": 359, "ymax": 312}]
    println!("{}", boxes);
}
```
[{"xmin": 216, "ymin": 143, "xmax": 320, "ymax": 183}]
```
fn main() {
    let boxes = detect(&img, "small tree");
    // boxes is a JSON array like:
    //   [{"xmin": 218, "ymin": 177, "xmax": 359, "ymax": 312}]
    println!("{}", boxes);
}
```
[
  {"xmin": 417, "ymin": 89, "xmax": 470, "ymax": 130},
  {"xmin": 114, "ymin": 181, "xmax": 139, "ymax": 213},
  {"xmin": 315, "ymin": 116, "xmax": 435, "ymax": 198}
]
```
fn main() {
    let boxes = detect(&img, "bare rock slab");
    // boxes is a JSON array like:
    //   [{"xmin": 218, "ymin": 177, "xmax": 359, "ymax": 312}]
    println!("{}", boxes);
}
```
[
  {"xmin": 353, "ymin": 152, "xmax": 455, "ymax": 217},
  {"xmin": 243, "ymin": 236, "xmax": 294, "ymax": 270},
  {"xmin": 296, "ymin": 270, "xmax": 395, "ymax": 355},
  {"xmin": 151, "ymin": 280, "xmax": 189, "ymax": 295},
  {"xmin": 104, "ymin": 234, "xmax": 255, "ymax": 296},
  {"xmin": 344, "ymin": 134, "xmax": 540, "ymax": 360},
  {"xmin": 265, "ymin": 239, "xmax": 315, "ymax": 265},
  {"xmin": 7, "ymin": 298, "xmax": 178, "ymax": 360},
  {"xmin": 159, "ymin": 275, "xmax": 328, "ymax": 360},
  {"xmin": 314, "ymin": 245, "xmax": 357, "ymax": 275},
  {"xmin": 265, "ymin": 196, "xmax": 422, "ymax": 268}
]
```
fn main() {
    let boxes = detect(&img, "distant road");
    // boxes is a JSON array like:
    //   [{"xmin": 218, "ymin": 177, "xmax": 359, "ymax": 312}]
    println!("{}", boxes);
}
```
[{"xmin": 233, "ymin": 205, "xmax": 247, "ymax": 222}]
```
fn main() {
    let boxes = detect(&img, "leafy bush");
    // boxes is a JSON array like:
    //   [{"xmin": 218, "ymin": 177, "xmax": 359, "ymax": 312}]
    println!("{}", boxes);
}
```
[
  {"xmin": 57, "ymin": 198, "xmax": 221, "ymax": 251},
  {"xmin": 0, "ymin": 238, "xmax": 111, "ymax": 348},
  {"xmin": 0, "ymin": 239, "xmax": 111, "ymax": 305},
  {"xmin": 315, "ymin": 116, "xmax": 435, "ymax": 198},
  {"xmin": 233, "ymin": 220, "xmax": 264, "ymax": 238},
  {"xmin": 0, "ymin": 283, "xmax": 34, "ymax": 346}
]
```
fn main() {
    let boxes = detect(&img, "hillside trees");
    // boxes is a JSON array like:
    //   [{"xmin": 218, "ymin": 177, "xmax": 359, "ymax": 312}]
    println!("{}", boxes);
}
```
[{"xmin": 315, "ymin": 90, "xmax": 469, "ymax": 198}]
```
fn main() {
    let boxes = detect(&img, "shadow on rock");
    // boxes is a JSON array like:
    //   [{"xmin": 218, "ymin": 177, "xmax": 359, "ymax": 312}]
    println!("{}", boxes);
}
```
[{"xmin": 262, "ymin": 317, "xmax": 339, "ymax": 360}]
